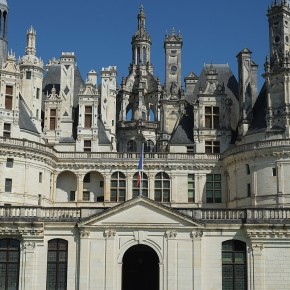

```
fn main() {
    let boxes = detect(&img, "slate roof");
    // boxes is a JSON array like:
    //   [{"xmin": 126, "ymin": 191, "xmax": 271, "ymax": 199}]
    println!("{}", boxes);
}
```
[
  {"xmin": 170, "ymin": 64, "xmax": 239, "ymax": 145},
  {"xmin": 42, "ymin": 63, "xmax": 84, "ymax": 108},
  {"xmin": 98, "ymin": 119, "xmax": 111, "ymax": 145},
  {"xmin": 247, "ymin": 82, "xmax": 267, "ymax": 135},
  {"xmin": 19, "ymin": 96, "xmax": 39, "ymax": 134}
]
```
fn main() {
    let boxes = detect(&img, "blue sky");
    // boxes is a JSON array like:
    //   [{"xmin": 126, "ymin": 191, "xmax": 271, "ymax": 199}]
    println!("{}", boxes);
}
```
[{"xmin": 8, "ymin": 0, "xmax": 271, "ymax": 90}]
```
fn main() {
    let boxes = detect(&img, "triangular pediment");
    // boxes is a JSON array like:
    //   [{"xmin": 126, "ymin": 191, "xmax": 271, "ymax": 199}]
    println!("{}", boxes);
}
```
[{"xmin": 79, "ymin": 197, "xmax": 202, "ymax": 228}]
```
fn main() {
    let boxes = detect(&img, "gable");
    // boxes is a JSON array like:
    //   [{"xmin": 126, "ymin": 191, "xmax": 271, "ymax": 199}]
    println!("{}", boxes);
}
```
[{"xmin": 79, "ymin": 198, "xmax": 201, "ymax": 228}]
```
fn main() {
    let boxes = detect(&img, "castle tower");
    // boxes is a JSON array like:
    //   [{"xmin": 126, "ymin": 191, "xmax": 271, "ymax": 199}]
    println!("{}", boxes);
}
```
[
  {"xmin": 117, "ymin": 6, "xmax": 160, "ymax": 153},
  {"xmin": 164, "ymin": 28, "xmax": 183, "ymax": 93},
  {"xmin": 264, "ymin": 0, "xmax": 290, "ymax": 136},
  {"xmin": 19, "ymin": 27, "xmax": 44, "ymax": 132},
  {"xmin": 0, "ymin": 0, "xmax": 8, "ymax": 64}
]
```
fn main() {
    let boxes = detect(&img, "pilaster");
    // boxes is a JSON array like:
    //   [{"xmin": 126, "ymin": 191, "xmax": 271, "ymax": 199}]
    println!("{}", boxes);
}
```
[
  {"xmin": 165, "ymin": 230, "xmax": 177, "ymax": 290},
  {"xmin": 104, "ymin": 229, "xmax": 117, "ymax": 290},
  {"xmin": 191, "ymin": 229, "xmax": 203, "ymax": 290}
]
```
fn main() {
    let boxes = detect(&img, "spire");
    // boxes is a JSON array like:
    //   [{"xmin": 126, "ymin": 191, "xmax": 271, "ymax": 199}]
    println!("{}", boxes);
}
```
[
  {"xmin": 131, "ymin": 5, "xmax": 152, "ymax": 67},
  {"xmin": 0, "ymin": 0, "xmax": 8, "ymax": 64},
  {"xmin": 25, "ymin": 26, "xmax": 36, "ymax": 56},
  {"xmin": 138, "ymin": 4, "xmax": 146, "ymax": 30}
]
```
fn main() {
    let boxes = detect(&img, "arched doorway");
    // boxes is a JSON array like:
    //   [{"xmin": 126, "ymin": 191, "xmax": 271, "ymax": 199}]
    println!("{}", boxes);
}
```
[{"xmin": 122, "ymin": 244, "xmax": 159, "ymax": 290}]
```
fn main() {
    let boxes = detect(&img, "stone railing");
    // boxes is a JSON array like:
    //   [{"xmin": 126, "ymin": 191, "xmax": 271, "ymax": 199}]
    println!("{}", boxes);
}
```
[
  {"xmin": 1, "ymin": 206, "xmax": 290, "ymax": 223},
  {"xmin": 222, "ymin": 139, "xmax": 290, "ymax": 158},
  {"xmin": 0, "ymin": 207, "xmax": 81, "ymax": 221},
  {"xmin": 0, "ymin": 137, "xmax": 220, "ymax": 162}
]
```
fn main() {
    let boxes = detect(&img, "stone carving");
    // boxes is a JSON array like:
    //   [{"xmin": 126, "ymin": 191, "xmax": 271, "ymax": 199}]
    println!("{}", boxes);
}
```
[
  {"xmin": 165, "ymin": 230, "xmax": 177, "ymax": 239},
  {"xmin": 104, "ymin": 229, "xmax": 116, "ymax": 238},
  {"xmin": 21, "ymin": 242, "xmax": 36, "ymax": 251},
  {"xmin": 191, "ymin": 229, "xmax": 203, "ymax": 239},
  {"xmin": 79, "ymin": 229, "xmax": 90, "ymax": 238}
]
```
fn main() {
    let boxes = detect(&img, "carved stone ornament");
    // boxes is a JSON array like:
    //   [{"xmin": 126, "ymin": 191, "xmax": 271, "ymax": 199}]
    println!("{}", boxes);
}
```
[
  {"xmin": 191, "ymin": 229, "xmax": 203, "ymax": 239},
  {"xmin": 249, "ymin": 243, "xmax": 264, "ymax": 254},
  {"xmin": 165, "ymin": 230, "xmax": 177, "ymax": 239},
  {"xmin": 21, "ymin": 242, "xmax": 36, "ymax": 251},
  {"xmin": 79, "ymin": 229, "xmax": 90, "ymax": 238},
  {"xmin": 104, "ymin": 229, "xmax": 116, "ymax": 238}
]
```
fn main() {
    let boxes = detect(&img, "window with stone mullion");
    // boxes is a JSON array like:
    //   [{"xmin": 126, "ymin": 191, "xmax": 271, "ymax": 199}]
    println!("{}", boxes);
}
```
[
  {"xmin": 0, "ymin": 239, "xmax": 20, "ymax": 290},
  {"xmin": 47, "ymin": 239, "xmax": 68, "ymax": 290}
]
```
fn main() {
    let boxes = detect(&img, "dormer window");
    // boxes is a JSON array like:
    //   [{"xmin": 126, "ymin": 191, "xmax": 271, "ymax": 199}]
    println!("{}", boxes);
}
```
[{"xmin": 205, "ymin": 106, "xmax": 219, "ymax": 129}]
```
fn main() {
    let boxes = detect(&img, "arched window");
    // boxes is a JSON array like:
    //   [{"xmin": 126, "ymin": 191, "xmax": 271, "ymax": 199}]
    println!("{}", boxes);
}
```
[
  {"xmin": 126, "ymin": 108, "xmax": 133, "ymax": 121},
  {"xmin": 222, "ymin": 240, "xmax": 247, "ymax": 290},
  {"xmin": 127, "ymin": 140, "xmax": 137, "ymax": 152},
  {"xmin": 149, "ymin": 108, "xmax": 155, "ymax": 121},
  {"xmin": 111, "ymin": 172, "xmax": 126, "ymax": 202},
  {"xmin": 0, "ymin": 239, "xmax": 20, "ymax": 290},
  {"xmin": 47, "ymin": 239, "xmax": 68, "ymax": 290},
  {"xmin": 133, "ymin": 172, "xmax": 148, "ymax": 198},
  {"xmin": 154, "ymin": 172, "xmax": 170, "ymax": 202},
  {"xmin": 144, "ymin": 140, "xmax": 155, "ymax": 153}
]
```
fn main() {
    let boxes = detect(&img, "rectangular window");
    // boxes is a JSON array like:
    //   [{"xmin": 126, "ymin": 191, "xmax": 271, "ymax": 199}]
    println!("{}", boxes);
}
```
[
  {"xmin": 36, "ymin": 88, "xmax": 40, "ymax": 99},
  {"xmin": 39, "ymin": 172, "xmax": 43, "ymax": 183},
  {"xmin": 187, "ymin": 146, "xmax": 194, "ymax": 153},
  {"xmin": 246, "ymin": 164, "xmax": 250, "ymax": 175},
  {"xmin": 206, "ymin": 174, "xmax": 221, "ymax": 203},
  {"xmin": 50, "ymin": 109, "xmax": 56, "ymax": 130},
  {"xmin": 47, "ymin": 239, "xmax": 68, "ymax": 290},
  {"xmin": 5, "ymin": 178, "xmax": 12, "ymax": 192},
  {"xmin": 84, "ymin": 140, "xmax": 91, "ymax": 152},
  {"xmin": 205, "ymin": 106, "xmax": 219, "ymax": 129},
  {"xmin": 3, "ymin": 123, "xmax": 11, "ymax": 138},
  {"xmin": 69, "ymin": 191, "xmax": 75, "ymax": 201},
  {"xmin": 5, "ymin": 85, "xmax": 13, "ymax": 110},
  {"xmin": 6, "ymin": 158, "xmax": 14, "ymax": 168},
  {"xmin": 83, "ymin": 191, "xmax": 90, "ymax": 201},
  {"xmin": 188, "ymin": 174, "xmax": 195, "ymax": 202},
  {"xmin": 26, "ymin": 71, "xmax": 32, "ymax": 79},
  {"xmin": 84, "ymin": 106, "xmax": 92, "ymax": 128},
  {"xmin": 205, "ymin": 140, "xmax": 220, "ymax": 153},
  {"xmin": 272, "ymin": 168, "xmax": 277, "ymax": 176},
  {"xmin": 100, "ymin": 181, "xmax": 104, "ymax": 188},
  {"xmin": 247, "ymin": 183, "xmax": 251, "ymax": 197}
]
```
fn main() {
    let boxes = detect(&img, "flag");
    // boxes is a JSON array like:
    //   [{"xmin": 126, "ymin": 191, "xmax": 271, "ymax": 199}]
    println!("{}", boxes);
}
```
[{"xmin": 136, "ymin": 145, "xmax": 144, "ymax": 188}]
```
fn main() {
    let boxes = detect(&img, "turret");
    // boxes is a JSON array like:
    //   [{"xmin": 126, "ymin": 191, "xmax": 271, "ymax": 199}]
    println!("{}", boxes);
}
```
[
  {"xmin": 164, "ymin": 28, "xmax": 183, "ymax": 93},
  {"xmin": 264, "ymin": 0, "xmax": 290, "ymax": 136},
  {"xmin": 19, "ymin": 27, "xmax": 44, "ymax": 132},
  {"xmin": 236, "ymin": 48, "xmax": 258, "ymax": 137},
  {"xmin": 0, "ymin": 0, "xmax": 8, "ymax": 64},
  {"xmin": 130, "ymin": 5, "xmax": 152, "ymax": 72}
]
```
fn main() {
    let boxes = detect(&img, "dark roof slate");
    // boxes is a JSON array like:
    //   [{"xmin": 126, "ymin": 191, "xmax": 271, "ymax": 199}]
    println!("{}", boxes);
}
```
[{"xmin": 19, "ymin": 96, "xmax": 39, "ymax": 134}]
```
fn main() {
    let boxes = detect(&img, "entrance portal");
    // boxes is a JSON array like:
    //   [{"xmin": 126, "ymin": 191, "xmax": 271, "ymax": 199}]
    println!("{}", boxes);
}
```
[{"xmin": 122, "ymin": 244, "xmax": 159, "ymax": 290}]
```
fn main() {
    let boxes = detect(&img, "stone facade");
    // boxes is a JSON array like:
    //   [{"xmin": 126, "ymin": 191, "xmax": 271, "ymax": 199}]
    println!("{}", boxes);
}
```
[{"xmin": 1, "ymin": 1, "xmax": 290, "ymax": 289}]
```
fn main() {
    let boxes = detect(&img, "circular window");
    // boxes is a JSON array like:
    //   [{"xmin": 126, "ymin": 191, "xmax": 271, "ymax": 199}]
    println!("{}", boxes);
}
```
[
  {"xmin": 286, "ymin": 36, "xmax": 289, "ymax": 43},
  {"xmin": 275, "ymin": 35, "xmax": 281, "ymax": 43},
  {"xmin": 170, "ymin": 65, "xmax": 178, "ymax": 74}
]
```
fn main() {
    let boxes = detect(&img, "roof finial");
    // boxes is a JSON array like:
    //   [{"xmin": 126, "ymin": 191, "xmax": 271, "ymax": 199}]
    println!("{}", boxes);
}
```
[
  {"xmin": 172, "ymin": 27, "xmax": 175, "ymax": 35},
  {"xmin": 140, "ymin": 4, "xmax": 144, "ymax": 13}
]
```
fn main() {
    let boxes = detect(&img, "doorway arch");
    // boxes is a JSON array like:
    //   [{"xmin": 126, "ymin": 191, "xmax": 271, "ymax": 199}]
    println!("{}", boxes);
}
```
[{"xmin": 122, "ymin": 244, "xmax": 159, "ymax": 290}]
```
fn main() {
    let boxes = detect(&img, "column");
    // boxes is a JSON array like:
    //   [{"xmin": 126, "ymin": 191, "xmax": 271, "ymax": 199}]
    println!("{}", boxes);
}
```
[
  {"xmin": 20, "ymin": 241, "xmax": 37, "ymax": 290},
  {"xmin": 148, "ymin": 173, "xmax": 155, "ymax": 200},
  {"xmin": 192, "ymin": 229, "xmax": 203, "ymax": 289},
  {"xmin": 77, "ymin": 174, "xmax": 84, "ymax": 202},
  {"xmin": 165, "ymin": 230, "xmax": 177, "ymax": 290},
  {"xmin": 51, "ymin": 171, "xmax": 57, "ymax": 201},
  {"xmin": 196, "ymin": 174, "xmax": 206, "ymax": 205},
  {"xmin": 78, "ymin": 229, "xmax": 91, "ymax": 290},
  {"xmin": 104, "ymin": 174, "xmax": 111, "ymax": 202},
  {"xmin": 104, "ymin": 229, "xmax": 116, "ymax": 290},
  {"xmin": 250, "ymin": 243, "xmax": 265, "ymax": 290},
  {"xmin": 127, "ymin": 173, "xmax": 133, "ymax": 200}
]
